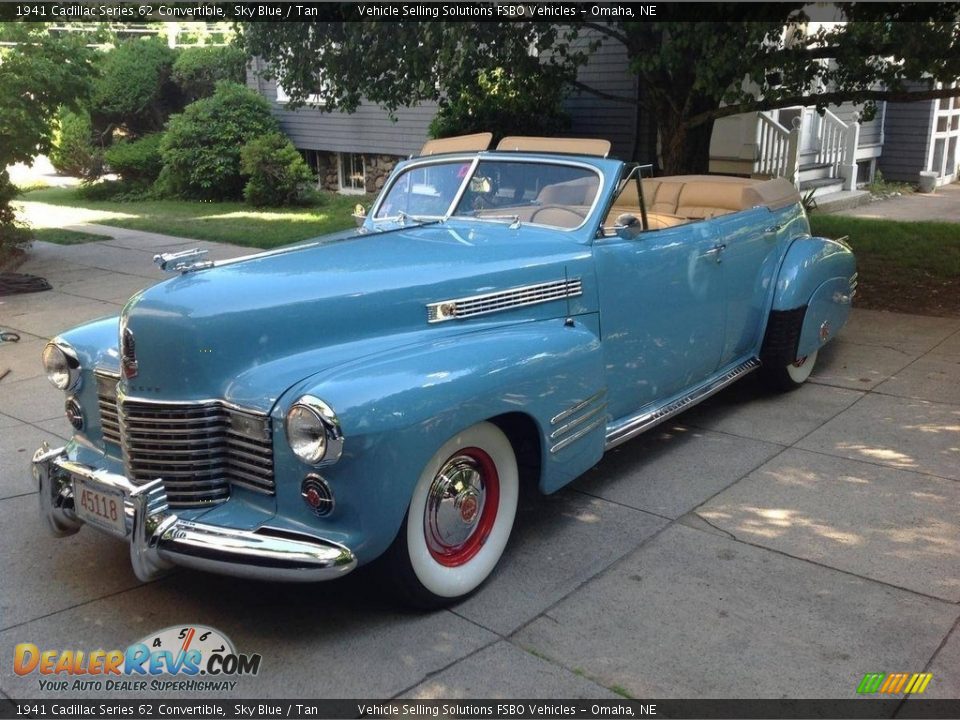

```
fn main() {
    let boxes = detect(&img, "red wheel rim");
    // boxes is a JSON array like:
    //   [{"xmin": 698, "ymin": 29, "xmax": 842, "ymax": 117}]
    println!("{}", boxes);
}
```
[{"xmin": 424, "ymin": 446, "xmax": 500, "ymax": 567}]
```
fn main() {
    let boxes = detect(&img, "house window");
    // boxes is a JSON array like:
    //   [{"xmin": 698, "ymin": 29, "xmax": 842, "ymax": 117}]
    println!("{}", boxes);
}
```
[
  {"xmin": 275, "ymin": 78, "xmax": 327, "ymax": 106},
  {"xmin": 338, "ymin": 153, "xmax": 366, "ymax": 194}
]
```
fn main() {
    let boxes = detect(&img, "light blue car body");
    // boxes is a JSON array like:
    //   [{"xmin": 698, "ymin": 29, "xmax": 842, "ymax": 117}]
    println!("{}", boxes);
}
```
[{"xmin": 51, "ymin": 151, "xmax": 856, "ymax": 567}]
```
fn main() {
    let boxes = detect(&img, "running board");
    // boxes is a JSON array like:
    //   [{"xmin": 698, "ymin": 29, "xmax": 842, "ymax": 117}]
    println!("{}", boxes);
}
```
[{"xmin": 604, "ymin": 357, "xmax": 761, "ymax": 450}]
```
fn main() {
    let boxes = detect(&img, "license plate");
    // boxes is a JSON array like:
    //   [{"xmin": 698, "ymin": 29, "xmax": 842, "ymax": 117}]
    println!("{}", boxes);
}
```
[{"xmin": 74, "ymin": 477, "xmax": 127, "ymax": 537}]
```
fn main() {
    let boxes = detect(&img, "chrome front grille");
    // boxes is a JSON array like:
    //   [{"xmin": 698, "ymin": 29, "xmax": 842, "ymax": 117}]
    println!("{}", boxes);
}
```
[
  {"xmin": 95, "ymin": 371, "xmax": 122, "ymax": 445},
  {"xmin": 119, "ymin": 399, "xmax": 275, "ymax": 507}
]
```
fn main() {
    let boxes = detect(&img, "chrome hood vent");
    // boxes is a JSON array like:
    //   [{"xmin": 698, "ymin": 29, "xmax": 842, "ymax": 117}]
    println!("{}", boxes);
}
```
[{"xmin": 427, "ymin": 278, "xmax": 582, "ymax": 323}]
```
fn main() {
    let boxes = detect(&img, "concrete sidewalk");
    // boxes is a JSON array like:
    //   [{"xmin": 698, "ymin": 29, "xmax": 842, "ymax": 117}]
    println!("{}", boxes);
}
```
[
  {"xmin": 834, "ymin": 182, "xmax": 960, "ymax": 223},
  {"xmin": 1, "ymin": 233, "xmax": 958, "ymax": 701}
]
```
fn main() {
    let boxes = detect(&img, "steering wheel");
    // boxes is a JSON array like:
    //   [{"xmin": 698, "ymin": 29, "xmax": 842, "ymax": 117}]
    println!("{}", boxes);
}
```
[{"xmin": 529, "ymin": 205, "xmax": 587, "ymax": 228}]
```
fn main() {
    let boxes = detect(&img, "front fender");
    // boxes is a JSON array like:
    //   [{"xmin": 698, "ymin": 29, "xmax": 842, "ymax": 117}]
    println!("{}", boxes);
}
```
[{"xmin": 270, "ymin": 317, "xmax": 606, "ymax": 564}]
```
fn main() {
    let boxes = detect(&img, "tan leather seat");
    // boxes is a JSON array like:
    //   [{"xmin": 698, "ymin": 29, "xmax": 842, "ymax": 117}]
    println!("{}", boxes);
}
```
[
  {"xmin": 536, "ymin": 176, "xmax": 600, "ymax": 206},
  {"xmin": 607, "ymin": 175, "xmax": 799, "ymax": 228}
]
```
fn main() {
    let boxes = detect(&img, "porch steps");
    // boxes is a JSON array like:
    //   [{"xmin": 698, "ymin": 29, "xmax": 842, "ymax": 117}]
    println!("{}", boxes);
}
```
[
  {"xmin": 799, "ymin": 176, "xmax": 845, "ymax": 199},
  {"xmin": 798, "ymin": 162, "xmax": 833, "ymax": 183},
  {"xmin": 809, "ymin": 189, "xmax": 872, "ymax": 214}
]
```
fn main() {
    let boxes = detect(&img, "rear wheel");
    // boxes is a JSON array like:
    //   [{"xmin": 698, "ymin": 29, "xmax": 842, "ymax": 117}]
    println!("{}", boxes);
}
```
[
  {"xmin": 761, "ymin": 349, "xmax": 819, "ymax": 391},
  {"xmin": 382, "ymin": 421, "xmax": 518, "ymax": 609}
]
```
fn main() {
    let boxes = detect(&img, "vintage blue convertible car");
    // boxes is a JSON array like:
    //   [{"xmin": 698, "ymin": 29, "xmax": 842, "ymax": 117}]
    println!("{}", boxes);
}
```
[{"xmin": 33, "ymin": 134, "xmax": 856, "ymax": 607}]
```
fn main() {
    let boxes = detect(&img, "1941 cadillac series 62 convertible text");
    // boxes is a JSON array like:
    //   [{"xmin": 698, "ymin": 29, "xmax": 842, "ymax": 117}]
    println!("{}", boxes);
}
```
[{"xmin": 33, "ymin": 134, "xmax": 856, "ymax": 607}]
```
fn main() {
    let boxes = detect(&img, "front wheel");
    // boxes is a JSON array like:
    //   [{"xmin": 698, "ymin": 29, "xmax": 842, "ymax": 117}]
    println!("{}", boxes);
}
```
[
  {"xmin": 761, "ymin": 349, "xmax": 819, "ymax": 392},
  {"xmin": 382, "ymin": 421, "xmax": 519, "ymax": 609}
]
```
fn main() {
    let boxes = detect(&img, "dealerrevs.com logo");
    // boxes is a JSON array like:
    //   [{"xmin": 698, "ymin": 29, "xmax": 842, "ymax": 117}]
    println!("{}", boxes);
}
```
[{"xmin": 14, "ymin": 625, "xmax": 262, "ymax": 692}]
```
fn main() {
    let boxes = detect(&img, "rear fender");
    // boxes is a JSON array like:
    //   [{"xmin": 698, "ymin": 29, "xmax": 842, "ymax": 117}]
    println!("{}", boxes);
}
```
[{"xmin": 767, "ymin": 236, "xmax": 856, "ymax": 362}]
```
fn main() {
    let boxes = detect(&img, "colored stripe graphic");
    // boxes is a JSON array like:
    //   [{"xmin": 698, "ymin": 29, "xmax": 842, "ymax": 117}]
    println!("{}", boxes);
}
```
[
  {"xmin": 857, "ymin": 673, "xmax": 885, "ymax": 694},
  {"xmin": 857, "ymin": 672, "xmax": 932, "ymax": 694}
]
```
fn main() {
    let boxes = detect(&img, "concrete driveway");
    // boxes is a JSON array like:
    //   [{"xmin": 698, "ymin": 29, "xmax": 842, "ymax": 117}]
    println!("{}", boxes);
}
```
[{"xmin": 1, "ymin": 234, "xmax": 958, "ymax": 702}]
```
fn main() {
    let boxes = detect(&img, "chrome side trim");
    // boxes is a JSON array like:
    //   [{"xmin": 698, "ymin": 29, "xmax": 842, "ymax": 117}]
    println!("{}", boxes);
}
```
[
  {"xmin": 550, "ymin": 402, "xmax": 607, "ymax": 441},
  {"xmin": 549, "ymin": 389, "xmax": 608, "ymax": 454},
  {"xmin": 605, "ymin": 357, "xmax": 761, "ymax": 450},
  {"xmin": 32, "ymin": 446, "xmax": 357, "ymax": 583},
  {"xmin": 427, "ymin": 278, "xmax": 582, "ymax": 323},
  {"xmin": 550, "ymin": 416, "xmax": 606, "ymax": 454},
  {"xmin": 551, "ymin": 389, "xmax": 607, "ymax": 426}
]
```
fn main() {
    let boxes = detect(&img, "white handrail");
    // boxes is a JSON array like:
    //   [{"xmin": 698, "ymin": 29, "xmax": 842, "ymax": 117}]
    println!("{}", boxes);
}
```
[
  {"xmin": 816, "ymin": 108, "xmax": 848, "ymax": 176},
  {"xmin": 755, "ymin": 112, "xmax": 800, "ymax": 186}
]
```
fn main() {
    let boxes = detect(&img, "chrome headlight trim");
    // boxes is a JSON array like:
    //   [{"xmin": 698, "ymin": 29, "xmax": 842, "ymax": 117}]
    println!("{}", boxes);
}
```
[
  {"xmin": 41, "ymin": 340, "xmax": 82, "ymax": 392},
  {"xmin": 284, "ymin": 395, "xmax": 344, "ymax": 466}
]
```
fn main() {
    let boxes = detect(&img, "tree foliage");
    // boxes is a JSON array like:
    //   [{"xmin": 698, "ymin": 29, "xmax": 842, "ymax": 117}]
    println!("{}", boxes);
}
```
[
  {"xmin": 243, "ymin": 9, "xmax": 960, "ymax": 174},
  {"xmin": 173, "ymin": 45, "xmax": 248, "ymax": 103},
  {"xmin": 104, "ymin": 133, "xmax": 165, "ymax": 186},
  {"xmin": 428, "ymin": 68, "xmax": 570, "ymax": 142},
  {"xmin": 0, "ymin": 24, "xmax": 96, "ymax": 256},
  {"xmin": 159, "ymin": 82, "xmax": 279, "ymax": 200},
  {"xmin": 50, "ymin": 109, "xmax": 103, "ymax": 179},
  {"xmin": 91, "ymin": 37, "xmax": 181, "ymax": 137},
  {"xmin": 240, "ymin": 132, "xmax": 315, "ymax": 207}
]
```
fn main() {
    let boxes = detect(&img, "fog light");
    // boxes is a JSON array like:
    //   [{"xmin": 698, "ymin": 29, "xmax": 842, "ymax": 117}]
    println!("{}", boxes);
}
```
[
  {"xmin": 301, "ymin": 474, "xmax": 334, "ymax": 517},
  {"xmin": 65, "ymin": 398, "xmax": 84, "ymax": 431}
]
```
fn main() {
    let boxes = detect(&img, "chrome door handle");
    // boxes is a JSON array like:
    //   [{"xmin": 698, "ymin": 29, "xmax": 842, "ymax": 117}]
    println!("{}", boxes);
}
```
[
  {"xmin": 704, "ymin": 243, "xmax": 727, "ymax": 263},
  {"xmin": 765, "ymin": 223, "xmax": 783, "ymax": 234}
]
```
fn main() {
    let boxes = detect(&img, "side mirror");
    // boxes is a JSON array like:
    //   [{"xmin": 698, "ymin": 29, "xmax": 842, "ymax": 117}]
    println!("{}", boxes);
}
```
[
  {"xmin": 352, "ymin": 203, "xmax": 367, "ymax": 227},
  {"xmin": 614, "ymin": 213, "xmax": 643, "ymax": 239}
]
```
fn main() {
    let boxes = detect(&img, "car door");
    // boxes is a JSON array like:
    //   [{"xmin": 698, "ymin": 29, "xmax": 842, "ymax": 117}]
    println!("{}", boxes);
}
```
[
  {"xmin": 710, "ymin": 208, "xmax": 787, "ymax": 365},
  {"xmin": 593, "ymin": 221, "xmax": 727, "ymax": 421}
]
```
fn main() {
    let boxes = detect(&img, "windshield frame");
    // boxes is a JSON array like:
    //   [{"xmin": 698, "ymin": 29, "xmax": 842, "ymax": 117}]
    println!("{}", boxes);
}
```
[{"xmin": 369, "ymin": 153, "xmax": 606, "ymax": 233}]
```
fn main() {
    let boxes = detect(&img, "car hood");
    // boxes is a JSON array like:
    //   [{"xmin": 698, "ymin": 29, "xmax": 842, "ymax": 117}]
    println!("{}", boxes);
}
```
[{"xmin": 119, "ymin": 222, "xmax": 595, "ymax": 411}]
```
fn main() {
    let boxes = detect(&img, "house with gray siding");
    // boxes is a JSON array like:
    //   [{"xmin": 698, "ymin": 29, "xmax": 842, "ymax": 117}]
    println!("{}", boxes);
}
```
[
  {"xmin": 880, "ymin": 84, "xmax": 959, "ymax": 186},
  {"xmin": 246, "ymin": 29, "xmax": 656, "ymax": 194}
]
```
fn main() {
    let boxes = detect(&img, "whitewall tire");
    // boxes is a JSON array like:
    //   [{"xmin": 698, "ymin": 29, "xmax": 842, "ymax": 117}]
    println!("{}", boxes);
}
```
[
  {"xmin": 762, "ymin": 349, "xmax": 819, "ymax": 391},
  {"xmin": 383, "ymin": 421, "xmax": 519, "ymax": 608}
]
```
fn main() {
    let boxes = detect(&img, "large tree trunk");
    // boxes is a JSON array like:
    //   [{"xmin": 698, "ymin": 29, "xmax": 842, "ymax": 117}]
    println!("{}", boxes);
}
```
[{"xmin": 658, "ymin": 115, "xmax": 716, "ymax": 176}]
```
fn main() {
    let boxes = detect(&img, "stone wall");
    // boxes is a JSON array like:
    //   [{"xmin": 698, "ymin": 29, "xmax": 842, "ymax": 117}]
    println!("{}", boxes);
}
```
[{"xmin": 309, "ymin": 151, "xmax": 404, "ymax": 195}]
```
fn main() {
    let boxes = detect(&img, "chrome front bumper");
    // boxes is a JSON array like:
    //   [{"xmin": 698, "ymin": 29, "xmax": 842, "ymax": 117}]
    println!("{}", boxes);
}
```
[{"xmin": 32, "ymin": 444, "xmax": 357, "ymax": 583}]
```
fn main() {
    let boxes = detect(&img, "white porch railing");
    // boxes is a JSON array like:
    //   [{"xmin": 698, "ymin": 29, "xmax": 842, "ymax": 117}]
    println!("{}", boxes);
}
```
[
  {"xmin": 755, "ymin": 108, "xmax": 860, "ymax": 191},
  {"xmin": 756, "ymin": 112, "xmax": 800, "ymax": 183}
]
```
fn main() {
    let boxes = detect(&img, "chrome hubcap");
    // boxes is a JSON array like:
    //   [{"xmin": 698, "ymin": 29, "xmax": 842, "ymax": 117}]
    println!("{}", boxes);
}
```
[
  {"xmin": 426, "ymin": 455, "xmax": 487, "ymax": 551},
  {"xmin": 423, "ymin": 447, "xmax": 500, "ymax": 567}
]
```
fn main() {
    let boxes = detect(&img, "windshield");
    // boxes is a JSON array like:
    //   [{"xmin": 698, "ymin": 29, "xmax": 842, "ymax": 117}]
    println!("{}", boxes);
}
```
[
  {"xmin": 374, "ymin": 161, "xmax": 471, "ymax": 220},
  {"xmin": 374, "ymin": 158, "xmax": 601, "ymax": 230}
]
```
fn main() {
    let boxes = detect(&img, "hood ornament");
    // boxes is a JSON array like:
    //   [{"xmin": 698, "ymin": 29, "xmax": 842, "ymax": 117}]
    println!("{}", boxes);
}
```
[{"xmin": 153, "ymin": 248, "xmax": 213, "ymax": 274}]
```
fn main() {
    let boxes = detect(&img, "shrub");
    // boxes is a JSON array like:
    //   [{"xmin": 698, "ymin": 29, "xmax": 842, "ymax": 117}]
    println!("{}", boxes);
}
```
[
  {"xmin": 429, "ymin": 68, "xmax": 570, "ymax": 143},
  {"xmin": 160, "ymin": 82, "xmax": 279, "ymax": 200},
  {"xmin": 0, "ymin": 171, "xmax": 32, "ymax": 260},
  {"xmin": 49, "ymin": 109, "xmax": 102, "ymax": 179},
  {"xmin": 240, "ymin": 133, "xmax": 314, "ymax": 207},
  {"xmin": 172, "ymin": 46, "xmax": 247, "ymax": 103},
  {"xmin": 103, "ymin": 133, "xmax": 164, "ymax": 185},
  {"xmin": 91, "ymin": 38, "xmax": 181, "ymax": 136}
]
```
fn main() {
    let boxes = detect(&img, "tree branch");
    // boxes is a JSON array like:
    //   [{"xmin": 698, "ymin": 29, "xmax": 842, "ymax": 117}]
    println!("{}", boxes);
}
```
[
  {"xmin": 687, "ymin": 86, "xmax": 960, "ymax": 128},
  {"xmin": 567, "ymin": 78, "xmax": 635, "ymax": 105},
  {"xmin": 580, "ymin": 22, "xmax": 630, "ymax": 47}
]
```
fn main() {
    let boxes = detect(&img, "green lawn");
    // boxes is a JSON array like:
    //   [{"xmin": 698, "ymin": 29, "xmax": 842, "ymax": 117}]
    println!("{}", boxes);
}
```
[
  {"xmin": 33, "ymin": 228, "xmax": 109, "ymax": 245},
  {"xmin": 809, "ymin": 215, "xmax": 960, "ymax": 279},
  {"xmin": 22, "ymin": 187, "xmax": 368, "ymax": 249},
  {"xmin": 809, "ymin": 214, "xmax": 960, "ymax": 316}
]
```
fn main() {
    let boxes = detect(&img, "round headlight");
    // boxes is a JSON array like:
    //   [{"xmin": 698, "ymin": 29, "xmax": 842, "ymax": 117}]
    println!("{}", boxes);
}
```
[
  {"xmin": 284, "ymin": 395, "xmax": 344, "ymax": 466},
  {"xmin": 41, "ymin": 341, "xmax": 81, "ymax": 391}
]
